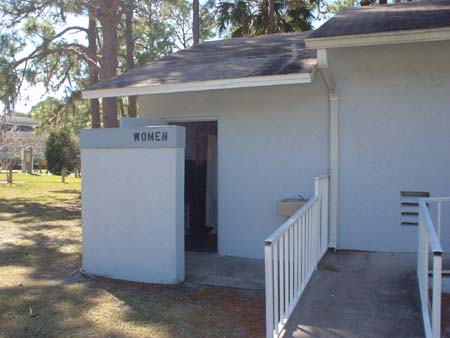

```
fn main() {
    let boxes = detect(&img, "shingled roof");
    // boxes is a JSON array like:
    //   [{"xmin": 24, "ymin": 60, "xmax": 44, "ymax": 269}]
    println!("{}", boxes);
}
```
[
  {"xmin": 4, "ymin": 115, "xmax": 38, "ymax": 126},
  {"xmin": 83, "ymin": 32, "xmax": 317, "ymax": 98},
  {"xmin": 308, "ymin": 0, "xmax": 450, "ymax": 40}
]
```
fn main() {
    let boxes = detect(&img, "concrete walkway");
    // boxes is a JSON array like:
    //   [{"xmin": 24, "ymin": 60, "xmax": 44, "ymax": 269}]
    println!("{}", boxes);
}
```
[
  {"xmin": 281, "ymin": 251, "xmax": 424, "ymax": 338},
  {"xmin": 185, "ymin": 251, "xmax": 265, "ymax": 290}
]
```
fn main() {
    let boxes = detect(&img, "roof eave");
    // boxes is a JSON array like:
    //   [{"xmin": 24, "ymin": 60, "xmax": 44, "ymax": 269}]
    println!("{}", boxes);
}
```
[
  {"xmin": 305, "ymin": 26, "xmax": 450, "ymax": 49},
  {"xmin": 82, "ymin": 71, "xmax": 316, "ymax": 99}
]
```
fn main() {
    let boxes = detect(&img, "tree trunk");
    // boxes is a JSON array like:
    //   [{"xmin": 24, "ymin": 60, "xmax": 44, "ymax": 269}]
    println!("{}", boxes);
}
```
[
  {"xmin": 88, "ymin": 8, "xmax": 101, "ymax": 128},
  {"xmin": 268, "ymin": 0, "xmax": 276, "ymax": 34},
  {"xmin": 98, "ymin": 0, "xmax": 119, "ymax": 128},
  {"xmin": 7, "ymin": 167, "xmax": 12, "ymax": 184},
  {"xmin": 125, "ymin": 0, "xmax": 137, "ymax": 117},
  {"xmin": 119, "ymin": 97, "xmax": 126, "ymax": 117},
  {"xmin": 193, "ymin": 0, "xmax": 200, "ymax": 45}
]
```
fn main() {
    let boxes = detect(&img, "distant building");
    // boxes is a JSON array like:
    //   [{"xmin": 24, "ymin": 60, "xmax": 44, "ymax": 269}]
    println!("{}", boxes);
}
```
[
  {"xmin": 0, "ymin": 115, "xmax": 45, "ymax": 163},
  {"xmin": 1, "ymin": 115, "xmax": 39, "ymax": 132}
]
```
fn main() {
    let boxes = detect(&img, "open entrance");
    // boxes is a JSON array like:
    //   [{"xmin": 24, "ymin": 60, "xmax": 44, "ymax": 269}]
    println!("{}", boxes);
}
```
[{"xmin": 169, "ymin": 121, "xmax": 218, "ymax": 253}]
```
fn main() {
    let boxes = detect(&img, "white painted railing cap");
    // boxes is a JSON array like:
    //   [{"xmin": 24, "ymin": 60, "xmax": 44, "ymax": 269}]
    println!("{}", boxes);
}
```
[{"xmin": 418, "ymin": 198, "xmax": 444, "ymax": 255}]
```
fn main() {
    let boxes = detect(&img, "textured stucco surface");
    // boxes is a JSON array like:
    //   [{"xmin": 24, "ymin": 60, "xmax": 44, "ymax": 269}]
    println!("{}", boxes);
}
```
[
  {"xmin": 329, "ymin": 40, "xmax": 450, "ymax": 252},
  {"xmin": 137, "ymin": 40, "xmax": 450, "ymax": 258},
  {"xmin": 139, "ymin": 80, "xmax": 329, "ymax": 259},
  {"xmin": 82, "ymin": 147, "xmax": 185, "ymax": 283}
]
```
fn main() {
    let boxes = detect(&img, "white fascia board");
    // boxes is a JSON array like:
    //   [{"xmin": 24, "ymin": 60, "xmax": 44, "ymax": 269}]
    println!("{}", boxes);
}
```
[
  {"xmin": 305, "ymin": 27, "xmax": 450, "ymax": 49},
  {"xmin": 317, "ymin": 49, "xmax": 336, "ymax": 93},
  {"xmin": 82, "ymin": 71, "xmax": 315, "ymax": 99}
]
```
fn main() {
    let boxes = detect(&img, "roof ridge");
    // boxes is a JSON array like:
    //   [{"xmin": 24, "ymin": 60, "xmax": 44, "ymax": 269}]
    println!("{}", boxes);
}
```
[
  {"xmin": 308, "ymin": 0, "xmax": 450, "ymax": 40},
  {"xmin": 198, "ymin": 30, "xmax": 313, "ymax": 44},
  {"xmin": 340, "ymin": 0, "xmax": 450, "ymax": 11}
]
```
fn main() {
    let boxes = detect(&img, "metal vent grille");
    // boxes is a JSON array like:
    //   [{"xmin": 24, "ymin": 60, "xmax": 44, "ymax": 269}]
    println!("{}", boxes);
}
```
[{"xmin": 400, "ymin": 191, "xmax": 430, "ymax": 226}]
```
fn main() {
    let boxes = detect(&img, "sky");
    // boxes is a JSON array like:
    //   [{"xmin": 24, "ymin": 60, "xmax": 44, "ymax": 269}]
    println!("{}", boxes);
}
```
[{"xmin": 13, "ymin": 8, "xmax": 329, "ymax": 115}]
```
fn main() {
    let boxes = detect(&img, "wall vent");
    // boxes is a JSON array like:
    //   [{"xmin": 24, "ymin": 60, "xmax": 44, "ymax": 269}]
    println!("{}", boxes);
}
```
[{"xmin": 400, "ymin": 191, "xmax": 430, "ymax": 226}]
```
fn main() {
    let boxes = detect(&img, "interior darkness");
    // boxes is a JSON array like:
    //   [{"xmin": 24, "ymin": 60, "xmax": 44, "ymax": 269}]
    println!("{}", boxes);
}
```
[{"xmin": 171, "ymin": 121, "xmax": 218, "ymax": 253}]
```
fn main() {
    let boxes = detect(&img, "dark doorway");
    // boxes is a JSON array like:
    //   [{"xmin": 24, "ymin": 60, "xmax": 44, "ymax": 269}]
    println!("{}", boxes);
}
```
[{"xmin": 170, "ymin": 121, "xmax": 218, "ymax": 253}]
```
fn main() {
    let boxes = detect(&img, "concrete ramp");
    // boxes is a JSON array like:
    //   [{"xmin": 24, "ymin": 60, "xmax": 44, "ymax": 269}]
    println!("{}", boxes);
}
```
[
  {"xmin": 185, "ymin": 251, "xmax": 265, "ymax": 290},
  {"xmin": 281, "ymin": 251, "xmax": 424, "ymax": 338}
]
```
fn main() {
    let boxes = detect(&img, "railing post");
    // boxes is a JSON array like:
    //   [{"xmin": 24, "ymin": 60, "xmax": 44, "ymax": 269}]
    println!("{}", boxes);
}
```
[
  {"xmin": 421, "ymin": 219, "xmax": 429, "ymax": 316},
  {"xmin": 273, "ymin": 241, "xmax": 279, "ymax": 333},
  {"xmin": 437, "ymin": 202, "xmax": 442, "ymax": 239},
  {"xmin": 417, "ymin": 198, "xmax": 447, "ymax": 338},
  {"xmin": 432, "ymin": 253, "xmax": 442, "ymax": 338},
  {"xmin": 264, "ymin": 177, "xmax": 331, "ymax": 338},
  {"xmin": 289, "ymin": 226, "xmax": 294, "ymax": 305},
  {"xmin": 265, "ymin": 242, "xmax": 274, "ymax": 338},
  {"xmin": 280, "ymin": 234, "xmax": 285, "ymax": 323},
  {"xmin": 284, "ymin": 232, "xmax": 289, "ymax": 321},
  {"xmin": 314, "ymin": 177, "xmax": 320, "ymax": 197}
]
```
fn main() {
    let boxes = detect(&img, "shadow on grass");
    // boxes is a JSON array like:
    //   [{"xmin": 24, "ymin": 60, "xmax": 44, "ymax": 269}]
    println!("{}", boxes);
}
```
[
  {"xmin": 0, "ymin": 250, "xmax": 265, "ymax": 338},
  {"xmin": 96, "ymin": 277, "xmax": 266, "ymax": 338},
  {"xmin": 0, "ymin": 227, "xmax": 81, "ymax": 282},
  {"xmin": 0, "ymin": 196, "xmax": 81, "ymax": 280},
  {"xmin": 0, "ymin": 197, "xmax": 265, "ymax": 338},
  {"xmin": 49, "ymin": 189, "xmax": 81, "ymax": 195},
  {"xmin": 0, "ymin": 198, "xmax": 80, "ymax": 225},
  {"xmin": 0, "ymin": 235, "xmax": 265, "ymax": 338}
]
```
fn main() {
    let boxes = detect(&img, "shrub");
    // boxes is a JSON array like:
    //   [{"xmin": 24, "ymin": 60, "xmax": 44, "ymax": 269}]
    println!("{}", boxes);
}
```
[{"xmin": 45, "ymin": 129, "xmax": 79, "ymax": 175}]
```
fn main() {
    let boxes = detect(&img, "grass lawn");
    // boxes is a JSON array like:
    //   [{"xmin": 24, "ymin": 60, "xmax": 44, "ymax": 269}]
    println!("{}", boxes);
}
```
[{"xmin": 0, "ymin": 173, "xmax": 265, "ymax": 338}]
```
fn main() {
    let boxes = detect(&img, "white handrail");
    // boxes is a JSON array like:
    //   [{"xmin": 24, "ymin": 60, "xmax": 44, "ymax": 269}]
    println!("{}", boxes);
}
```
[
  {"xmin": 265, "ymin": 175, "xmax": 330, "ymax": 338},
  {"xmin": 418, "ymin": 200, "xmax": 443, "ymax": 254},
  {"xmin": 265, "ymin": 196, "xmax": 319, "ymax": 244},
  {"xmin": 417, "ymin": 197, "xmax": 449, "ymax": 338}
]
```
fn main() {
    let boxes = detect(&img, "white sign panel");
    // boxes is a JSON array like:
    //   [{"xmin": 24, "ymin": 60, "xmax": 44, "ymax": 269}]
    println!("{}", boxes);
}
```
[{"xmin": 80, "ymin": 126, "xmax": 185, "ymax": 149}]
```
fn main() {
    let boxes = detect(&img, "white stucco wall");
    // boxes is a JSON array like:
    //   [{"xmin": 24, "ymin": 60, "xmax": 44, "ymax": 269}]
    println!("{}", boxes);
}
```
[
  {"xmin": 138, "ymin": 80, "xmax": 329, "ymax": 259},
  {"xmin": 82, "ymin": 147, "xmax": 185, "ymax": 283},
  {"xmin": 135, "ymin": 40, "xmax": 450, "ymax": 257},
  {"xmin": 328, "ymin": 40, "xmax": 450, "ymax": 252}
]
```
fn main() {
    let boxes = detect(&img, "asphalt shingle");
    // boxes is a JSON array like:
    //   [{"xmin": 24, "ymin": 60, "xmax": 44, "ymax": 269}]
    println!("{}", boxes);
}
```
[
  {"xmin": 86, "ymin": 1, "xmax": 450, "ymax": 93},
  {"xmin": 86, "ymin": 32, "xmax": 317, "ymax": 92},
  {"xmin": 308, "ymin": 0, "xmax": 450, "ymax": 39}
]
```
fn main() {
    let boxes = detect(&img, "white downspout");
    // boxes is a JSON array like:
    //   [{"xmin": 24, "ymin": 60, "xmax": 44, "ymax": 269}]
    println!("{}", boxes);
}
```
[{"xmin": 317, "ymin": 49, "xmax": 339, "ymax": 249}]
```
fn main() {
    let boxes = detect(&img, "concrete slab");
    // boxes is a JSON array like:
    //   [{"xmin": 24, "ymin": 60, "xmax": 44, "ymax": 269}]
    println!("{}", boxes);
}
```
[
  {"xmin": 281, "ymin": 251, "xmax": 424, "ymax": 338},
  {"xmin": 185, "ymin": 251, "xmax": 265, "ymax": 290}
]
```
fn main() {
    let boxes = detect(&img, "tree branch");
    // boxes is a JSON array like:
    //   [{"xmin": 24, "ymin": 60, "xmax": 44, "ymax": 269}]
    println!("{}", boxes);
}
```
[
  {"xmin": 14, "ymin": 26, "xmax": 90, "ymax": 68},
  {"xmin": 14, "ymin": 46, "xmax": 102, "ymax": 76}
]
